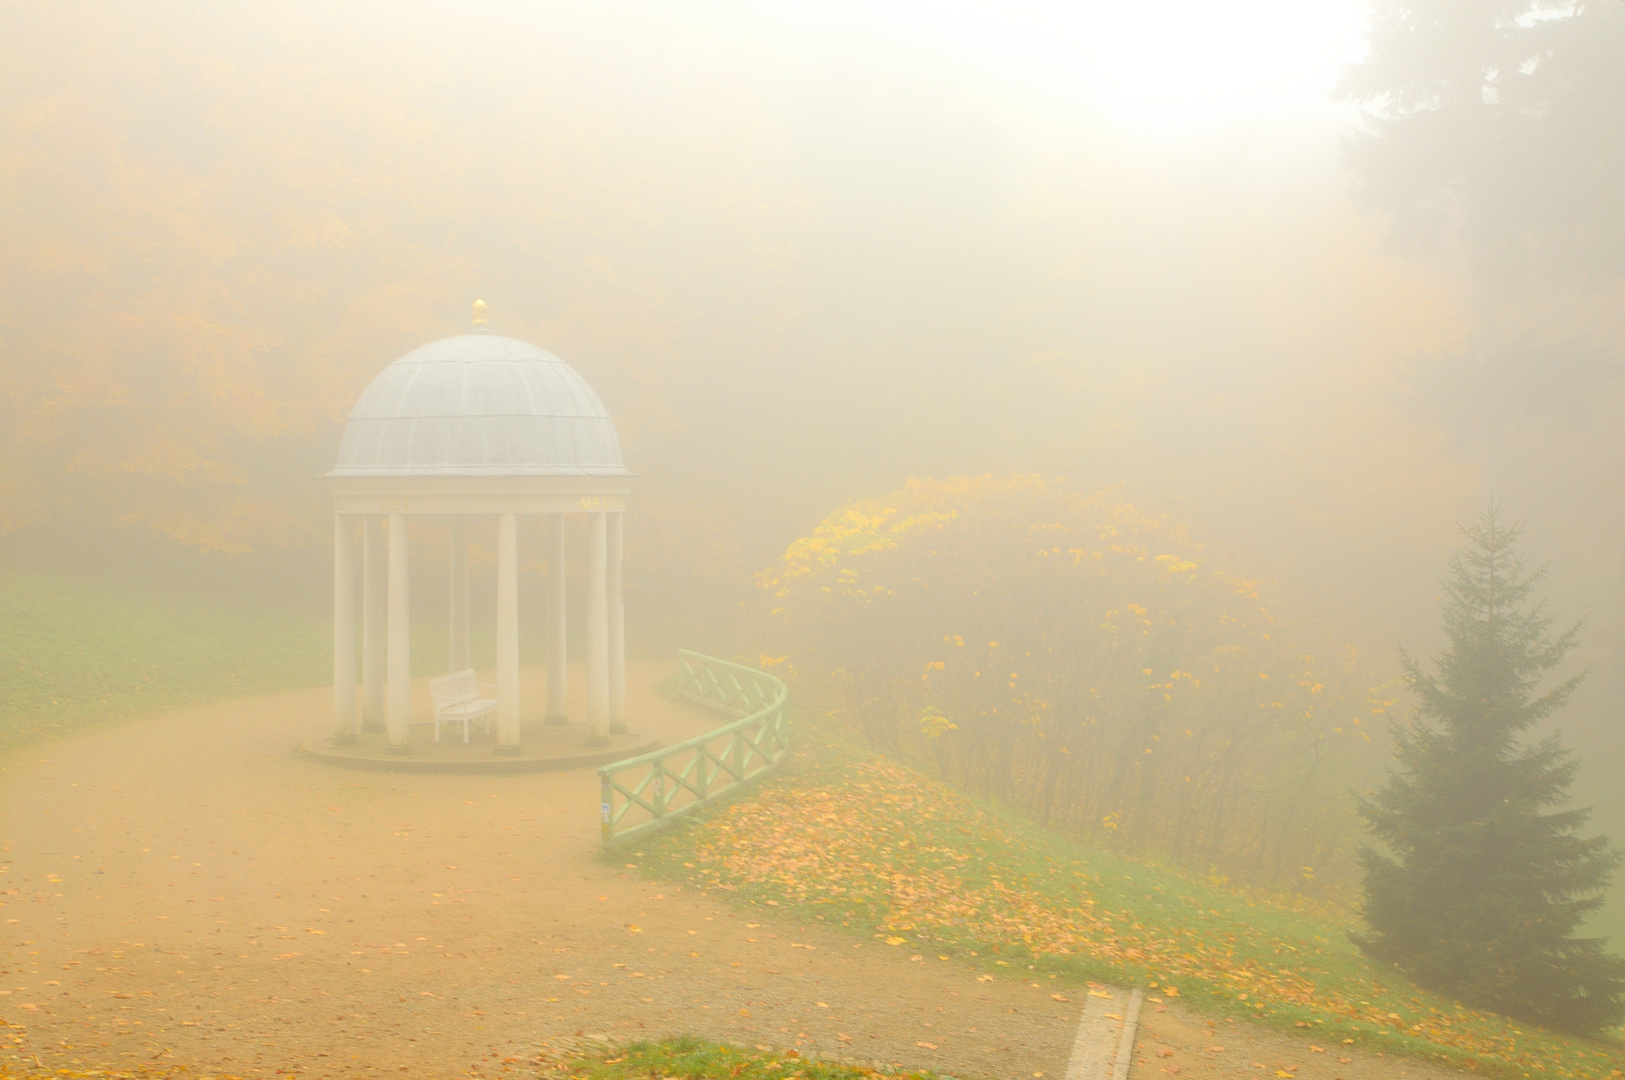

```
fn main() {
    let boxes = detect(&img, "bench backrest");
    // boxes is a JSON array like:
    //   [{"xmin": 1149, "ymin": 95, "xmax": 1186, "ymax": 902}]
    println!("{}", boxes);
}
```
[{"xmin": 429, "ymin": 668, "xmax": 481, "ymax": 706}]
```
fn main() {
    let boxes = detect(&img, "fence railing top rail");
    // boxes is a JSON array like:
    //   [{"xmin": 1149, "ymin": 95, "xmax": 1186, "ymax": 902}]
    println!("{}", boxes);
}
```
[{"xmin": 597, "ymin": 652, "xmax": 787, "ymax": 778}]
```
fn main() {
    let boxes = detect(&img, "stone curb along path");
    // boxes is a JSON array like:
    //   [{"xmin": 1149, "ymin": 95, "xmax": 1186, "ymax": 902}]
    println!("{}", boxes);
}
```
[
  {"xmin": 1063, "ymin": 986, "xmax": 1143, "ymax": 1080},
  {"xmin": 0, "ymin": 664, "xmax": 1475, "ymax": 1080}
]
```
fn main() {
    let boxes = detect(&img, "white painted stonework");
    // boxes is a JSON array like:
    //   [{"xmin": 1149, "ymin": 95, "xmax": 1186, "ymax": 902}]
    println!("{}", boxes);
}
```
[{"xmin": 327, "ymin": 307, "xmax": 632, "ymax": 751}]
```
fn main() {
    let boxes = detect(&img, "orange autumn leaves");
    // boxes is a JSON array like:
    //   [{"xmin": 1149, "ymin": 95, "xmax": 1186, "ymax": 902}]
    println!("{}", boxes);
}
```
[{"xmin": 664, "ymin": 757, "xmax": 1625, "ymax": 1080}]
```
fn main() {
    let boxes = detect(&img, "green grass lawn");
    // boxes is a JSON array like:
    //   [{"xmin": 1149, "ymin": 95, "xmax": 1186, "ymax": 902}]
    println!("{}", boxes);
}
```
[
  {"xmin": 630, "ymin": 724, "xmax": 1625, "ymax": 1080},
  {"xmin": 0, "ymin": 567, "xmax": 607, "ymax": 759},
  {"xmin": 0, "ymin": 569, "xmax": 334, "ymax": 754},
  {"xmin": 539, "ymin": 1036, "xmax": 938, "ymax": 1080}
]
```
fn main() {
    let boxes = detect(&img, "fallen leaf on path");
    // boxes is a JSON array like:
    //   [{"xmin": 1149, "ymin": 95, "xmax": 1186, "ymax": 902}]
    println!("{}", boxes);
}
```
[{"xmin": 1156, "ymin": 1050, "xmax": 1174, "ymax": 1058}]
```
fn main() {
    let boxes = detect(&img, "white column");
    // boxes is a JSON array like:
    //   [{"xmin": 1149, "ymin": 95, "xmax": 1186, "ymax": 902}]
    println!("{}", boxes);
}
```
[
  {"xmin": 333, "ymin": 513, "xmax": 357, "ymax": 741},
  {"xmin": 608, "ymin": 511, "xmax": 625, "ymax": 728},
  {"xmin": 496, "ymin": 512, "xmax": 521, "ymax": 751},
  {"xmin": 546, "ymin": 513, "xmax": 568, "ymax": 723},
  {"xmin": 587, "ymin": 511, "xmax": 609, "ymax": 738},
  {"xmin": 449, "ymin": 518, "xmax": 470, "ymax": 672},
  {"xmin": 386, "ymin": 512, "xmax": 412, "ymax": 751},
  {"xmin": 362, "ymin": 515, "xmax": 387, "ymax": 732}
]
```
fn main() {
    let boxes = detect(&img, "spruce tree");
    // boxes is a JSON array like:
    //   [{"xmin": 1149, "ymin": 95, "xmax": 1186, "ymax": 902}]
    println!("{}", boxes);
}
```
[{"xmin": 1356, "ymin": 506, "xmax": 1625, "ymax": 1034}]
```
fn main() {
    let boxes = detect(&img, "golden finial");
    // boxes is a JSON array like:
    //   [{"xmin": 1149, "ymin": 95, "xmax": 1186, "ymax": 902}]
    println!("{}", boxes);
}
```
[{"xmin": 472, "ymin": 298, "xmax": 489, "ymax": 329}]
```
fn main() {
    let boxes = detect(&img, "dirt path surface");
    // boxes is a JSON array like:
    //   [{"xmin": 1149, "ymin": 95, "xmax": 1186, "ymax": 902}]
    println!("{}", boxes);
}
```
[{"xmin": 0, "ymin": 664, "xmax": 1473, "ymax": 1080}]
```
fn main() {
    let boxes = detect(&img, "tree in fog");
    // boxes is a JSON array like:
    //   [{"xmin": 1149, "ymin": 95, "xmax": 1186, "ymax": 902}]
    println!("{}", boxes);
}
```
[
  {"xmin": 1340, "ymin": 0, "xmax": 1625, "ymax": 288},
  {"xmin": 1356, "ymin": 506, "xmax": 1625, "ymax": 1033},
  {"xmin": 1339, "ymin": 0, "xmax": 1624, "ymax": 480}
]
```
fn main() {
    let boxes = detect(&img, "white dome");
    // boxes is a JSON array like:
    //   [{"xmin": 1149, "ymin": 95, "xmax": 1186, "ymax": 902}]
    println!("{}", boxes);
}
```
[{"xmin": 331, "ymin": 333, "xmax": 629, "ymax": 477}]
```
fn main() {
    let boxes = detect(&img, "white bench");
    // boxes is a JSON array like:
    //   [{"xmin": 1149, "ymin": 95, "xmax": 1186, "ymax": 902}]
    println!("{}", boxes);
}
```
[{"xmin": 429, "ymin": 668, "xmax": 497, "ymax": 743}]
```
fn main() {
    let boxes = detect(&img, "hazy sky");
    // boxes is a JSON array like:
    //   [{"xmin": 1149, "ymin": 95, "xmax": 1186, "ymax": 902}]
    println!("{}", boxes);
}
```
[{"xmin": 802, "ymin": 0, "xmax": 1369, "ymax": 136}]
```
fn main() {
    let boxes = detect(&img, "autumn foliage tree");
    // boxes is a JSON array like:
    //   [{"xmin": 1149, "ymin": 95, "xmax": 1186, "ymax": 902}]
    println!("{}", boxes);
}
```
[{"xmin": 761, "ymin": 476, "xmax": 1386, "ymax": 893}]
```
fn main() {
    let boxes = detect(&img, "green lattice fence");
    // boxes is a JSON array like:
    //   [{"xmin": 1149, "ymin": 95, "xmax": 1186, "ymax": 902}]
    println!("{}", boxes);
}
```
[{"xmin": 598, "ymin": 650, "xmax": 790, "ymax": 846}]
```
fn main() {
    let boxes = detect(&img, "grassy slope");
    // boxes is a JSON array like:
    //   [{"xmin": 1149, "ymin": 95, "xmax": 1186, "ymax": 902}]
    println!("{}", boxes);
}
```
[{"xmin": 631, "ymin": 724, "xmax": 1625, "ymax": 1080}]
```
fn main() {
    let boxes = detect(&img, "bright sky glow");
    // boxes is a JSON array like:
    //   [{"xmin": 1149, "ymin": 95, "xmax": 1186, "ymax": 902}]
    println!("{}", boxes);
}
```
[
  {"xmin": 1069, "ymin": 0, "xmax": 1368, "ymax": 134},
  {"xmin": 840, "ymin": 0, "xmax": 1371, "ymax": 138}
]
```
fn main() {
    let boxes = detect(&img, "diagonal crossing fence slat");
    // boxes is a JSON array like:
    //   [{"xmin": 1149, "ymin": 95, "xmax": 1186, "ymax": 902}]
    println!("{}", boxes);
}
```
[{"xmin": 599, "ymin": 650, "xmax": 790, "ymax": 846}]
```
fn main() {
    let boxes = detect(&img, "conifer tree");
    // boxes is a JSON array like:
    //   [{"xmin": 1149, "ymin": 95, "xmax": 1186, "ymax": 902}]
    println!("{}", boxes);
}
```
[{"xmin": 1356, "ymin": 506, "xmax": 1625, "ymax": 1034}]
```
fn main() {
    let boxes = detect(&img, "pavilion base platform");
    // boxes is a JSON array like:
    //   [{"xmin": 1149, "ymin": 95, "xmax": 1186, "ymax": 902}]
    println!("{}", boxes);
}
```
[{"xmin": 297, "ymin": 718, "xmax": 657, "ymax": 774}]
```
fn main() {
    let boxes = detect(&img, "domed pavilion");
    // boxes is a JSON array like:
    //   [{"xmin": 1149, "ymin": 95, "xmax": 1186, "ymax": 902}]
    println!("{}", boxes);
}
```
[{"xmin": 326, "ymin": 301, "xmax": 633, "ymax": 755}]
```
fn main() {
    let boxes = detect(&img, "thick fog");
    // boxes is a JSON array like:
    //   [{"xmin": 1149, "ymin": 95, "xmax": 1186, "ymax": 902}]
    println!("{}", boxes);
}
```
[{"xmin": 3, "ymin": 0, "xmax": 1624, "ymax": 877}]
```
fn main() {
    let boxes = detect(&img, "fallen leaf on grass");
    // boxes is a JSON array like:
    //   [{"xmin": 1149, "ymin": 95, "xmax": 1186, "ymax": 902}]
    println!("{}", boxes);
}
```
[
  {"xmin": 1309, "ymin": 1046, "xmax": 1325, "ymax": 1053},
  {"xmin": 1051, "ymin": 994, "xmax": 1069, "ymax": 1002},
  {"xmin": 885, "ymin": 937, "xmax": 906, "ymax": 946},
  {"xmin": 1156, "ymin": 1050, "xmax": 1174, "ymax": 1058},
  {"xmin": 976, "ymin": 975, "xmax": 994, "ymax": 982},
  {"xmin": 1203, "ymin": 1047, "xmax": 1223, "ymax": 1053},
  {"xmin": 916, "ymin": 1042, "xmax": 937, "ymax": 1050}
]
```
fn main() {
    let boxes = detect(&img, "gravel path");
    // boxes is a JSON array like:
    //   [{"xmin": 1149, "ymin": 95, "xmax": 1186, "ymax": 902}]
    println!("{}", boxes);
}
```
[{"xmin": 0, "ymin": 663, "xmax": 1472, "ymax": 1080}]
